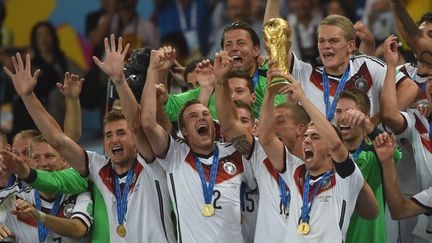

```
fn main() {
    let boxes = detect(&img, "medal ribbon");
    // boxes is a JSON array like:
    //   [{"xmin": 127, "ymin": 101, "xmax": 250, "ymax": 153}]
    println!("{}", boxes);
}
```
[
  {"xmin": 352, "ymin": 141, "xmax": 364, "ymax": 161},
  {"xmin": 114, "ymin": 168, "xmax": 134, "ymax": 227},
  {"xmin": 429, "ymin": 116, "xmax": 432, "ymax": 141},
  {"xmin": 323, "ymin": 66, "xmax": 351, "ymax": 121},
  {"xmin": 35, "ymin": 191, "xmax": 62, "ymax": 242},
  {"xmin": 300, "ymin": 169, "xmax": 333, "ymax": 224},
  {"xmin": 194, "ymin": 145, "xmax": 219, "ymax": 205},
  {"xmin": 252, "ymin": 68, "xmax": 259, "ymax": 89},
  {"xmin": 278, "ymin": 175, "xmax": 290, "ymax": 209}
]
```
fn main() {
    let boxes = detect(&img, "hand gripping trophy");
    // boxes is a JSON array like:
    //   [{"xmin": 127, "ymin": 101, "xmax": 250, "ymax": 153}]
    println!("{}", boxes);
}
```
[{"xmin": 263, "ymin": 17, "xmax": 292, "ymax": 93}]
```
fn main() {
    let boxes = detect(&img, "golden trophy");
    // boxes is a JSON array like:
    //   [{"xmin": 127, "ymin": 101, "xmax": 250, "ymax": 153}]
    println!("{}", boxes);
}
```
[{"xmin": 263, "ymin": 18, "xmax": 292, "ymax": 94}]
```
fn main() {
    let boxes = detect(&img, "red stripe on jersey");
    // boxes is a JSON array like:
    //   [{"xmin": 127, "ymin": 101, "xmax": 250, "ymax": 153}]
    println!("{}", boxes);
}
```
[
  {"xmin": 414, "ymin": 114, "xmax": 432, "ymax": 153},
  {"xmin": 293, "ymin": 164, "xmax": 336, "ymax": 201},
  {"xmin": 17, "ymin": 215, "xmax": 37, "ymax": 227},
  {"xmin": 98, "ymin": 158, "xmax": 144, "ymax": 195},
  {"xmin": 310, "ymin": 63, "xmax": 373, "ymax": 95},
  {"xmin": 263, "ymin": 158, "xmax": 280, "ymax": 183},
  {"xmin": 185, "ymin": 150, "xmax": 244, "ymax": 184}
]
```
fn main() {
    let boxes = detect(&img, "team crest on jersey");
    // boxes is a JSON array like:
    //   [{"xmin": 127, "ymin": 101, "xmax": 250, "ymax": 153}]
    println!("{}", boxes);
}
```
[
  {"xmin": 354, "ymin": 77, "xmax": 368, "ymax": 92},
  {"xmin": 63, "ymin": 203, "xmax": 74, "ymax": 218},
  {"xmin": 321, "ymin": 178, "xmax": 331, "ymax": 189},
  {"xmin": 223, "ymin": 161, "xmax": 237, "ymax": 175}
]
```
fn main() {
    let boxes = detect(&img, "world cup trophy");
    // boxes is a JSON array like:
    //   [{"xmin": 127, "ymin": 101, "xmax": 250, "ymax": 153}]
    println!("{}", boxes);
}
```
[{"xmin": 263, "ymin": 18, "xmax": 292, "ymax": 94}]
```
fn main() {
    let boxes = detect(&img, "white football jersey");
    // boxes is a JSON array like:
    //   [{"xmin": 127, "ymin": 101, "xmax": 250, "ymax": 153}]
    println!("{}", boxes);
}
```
[
  {"xmin": 156, "ymin": 136, "xmax": 255, "ymax": 243},
  {"xmin": 291, "ymin": 53, "xmax": 407, "ymax": 118},
  {"xmin": 86, "ymin": 151, "xmax": 176, "ymax": 243},
  {"xmin": 5, "ymin": 189, "xmax": 92, "ymax": 243},
  {"xmin": 280, "ymin": 147, "xmax": 364, "ymax": 243},
  {"xmin": 388, "ymin": 109, "xmax": 432, "ymax": 241},
  {"xmin": 240, "ymin": 183, "xmax": 259, "ymax": 243},
  {"xmin": 247, "ymin": 139, "xmax": 300, "ymax": 243}
]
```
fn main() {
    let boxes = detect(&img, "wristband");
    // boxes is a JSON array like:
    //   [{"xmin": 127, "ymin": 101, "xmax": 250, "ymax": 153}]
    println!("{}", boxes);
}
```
[{"xmin": 34, "ymin": 210, "xmax": 46, "ymax": 223}]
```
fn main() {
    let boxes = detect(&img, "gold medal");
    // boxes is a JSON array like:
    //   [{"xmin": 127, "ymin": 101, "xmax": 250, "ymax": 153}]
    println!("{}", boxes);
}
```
[
  {"xmin": 297, "ymin": 222, "xmax": 310, "ymax": 235},
  {"xmin": 201, "ymin": 204, "xmax": 215, "ymax": 217},
  {"xmin": 116, "ymin": 224, "xmax": 127, "ymax": 237}
]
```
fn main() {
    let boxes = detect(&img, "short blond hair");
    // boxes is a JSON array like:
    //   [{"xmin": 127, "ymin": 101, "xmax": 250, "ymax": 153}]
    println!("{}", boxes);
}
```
[{"xmin": 319, "ymin": 14, "xmax": 355, "ymax": 41}]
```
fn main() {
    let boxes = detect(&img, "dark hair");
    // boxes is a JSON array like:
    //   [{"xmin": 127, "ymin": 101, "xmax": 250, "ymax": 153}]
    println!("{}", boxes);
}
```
[
  {"xmin": 177, "ymin": 99, "xmax": 202, "ymax": 129},
  {"xmin": 226, "ymin": 70, "xmax": 253, "ymax": 93},
  {"xmin": 31, "ymin": 21, "xmax": 61, "ymax": 59},
  {"xmin": 183, "ymin": 57, "xmax": 212, "ymax": 84},
  {"xmin": 234, "ymin": 99, "xmax": 255, "ymax": 121},
  {"xmin": 417, "ymin": 12, "xmax": 432, "ymax": 26},
  {"xmin": 161, "ymin": 32, "xmax": 189, "ymax": 60},
  {"xmin": 308, "ymin": 122, "xmax": 343, "ymax": 141},
  {"xmin": 326, "ymin": 0, "xmax": 356, "ymax": 23},
  {"xmin": 337, "ymin": 89, "xmax": 371, "ymax": 115},
  {"xmin": 220, "ymin": 21, "xmax": 260, "ymax": 49}
]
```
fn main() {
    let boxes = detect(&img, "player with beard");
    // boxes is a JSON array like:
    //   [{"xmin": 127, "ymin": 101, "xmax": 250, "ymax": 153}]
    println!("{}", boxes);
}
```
[
  {"xmin": 141, "ymin": 47, "xmax": 255, "ymax": 243},
  {"xmin": 258, "ymin": 70, "xmax": 378, "ymax": 242},
  {"xmin": 3, "ymin": 36, "xmax": 175, "ymax": 242},
  {"xmin": 381, "ymin": 34, "xmax": 432, "ymax": 242},
  {"xmin": 334, "ymin": 89, "xmax": 402, "ymax": 243}
]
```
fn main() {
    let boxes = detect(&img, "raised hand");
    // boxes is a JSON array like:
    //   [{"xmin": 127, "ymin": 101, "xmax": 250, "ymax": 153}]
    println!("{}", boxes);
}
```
[
  {"xmin": 383, "ymin": 35, "xmax": 399, "ymax": 67},
  {"xmin": 417, "ymin": 103, "xmax": 431, "ymax": 118},
  {"xmin": 155, "ymin": 83, "xmax": 168, "ymax": 105},
  {"xmin": 373, "ymin": 132, "xmax": 397, "ymax": 164},
  {"xmin": 149, "ymin": 46, "xmax": 176, "ymax": 71},
  {"xmin": 93, "ymin": 34, "xmax": 130, "ymax": 81},
  {"xmin": 279, "ymin": 73, "xmax": 305, "ymax": 102},
  {"xmin": 57, "ymin": 72, "xmax": 84, "ymax": 98},
  {"xmin": 195, "ymin": 59, "xmax": 215, "ymax": 90},
  {"xmin": 0, "ymin": 150, "xmax": 30, "ymax": 179},
  {"xmin": 214, "ymin": 51, "xmax": 233, "ymax": 83},
  {"xmin": 3, "ymin": 53, "xmax": 40, "ymax": 97}
]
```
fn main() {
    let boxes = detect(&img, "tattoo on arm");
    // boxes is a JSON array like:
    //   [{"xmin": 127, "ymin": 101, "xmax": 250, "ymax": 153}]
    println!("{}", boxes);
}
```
[{"xmin": 231, "ymin": 135, "xmax": 252, "ymax": 157}]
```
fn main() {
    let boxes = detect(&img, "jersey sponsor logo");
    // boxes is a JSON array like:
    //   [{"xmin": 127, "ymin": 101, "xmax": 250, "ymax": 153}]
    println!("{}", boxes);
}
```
[
  {"xmin": 310, "ymin": 63, "xmax": 373, "ymax": 95},
  {"xmin": 414, "ymin": 113, "xmax": 432, "ymax": 153}
]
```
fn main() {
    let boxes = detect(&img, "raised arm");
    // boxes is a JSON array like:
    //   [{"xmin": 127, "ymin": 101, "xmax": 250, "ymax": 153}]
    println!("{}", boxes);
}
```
[
  {"xmin": 375, "ymin": 132, "xmax": 429, "ymax": 219},
  {"xmin": 58, "ymin": 72, "xmax": 84, "ymax": 142},
  {"xmin": 354, "ymin": 21, "xmax": 376, "ymax": 56},
  {"xmin": 388, "ymin": 0, "xmax": 432, "ymax": 65},
  {"xmin": 196, "ymin": 59, "xmax": 215, "ymax": 107},
  {"xmin": 1, "ymin": 144, "xmax": 88, "ymax": 195},
  {"xmin": 93, "ymin": 34, "xmax": 155, "ymax": 161},
  {"xmin": 283, "ymin": 74, "xmax": 347, "ymax": 162},
  {"xmin": 258, "ymin": 68, "xmax": 286, "ymax": 171},
  {"xmin": 214, "ymin": 51, "xmax": 253, "ymax": 157},
  {"xmin": 264, "ymin": 0, "xmax": 280, "ymax": 24},
  {"xmin": 141, "ymin": 47, "xmax": 174, "ymax": 158},
  {"xmin": 380, "ymin": 35, "xmax": 407, "ymax": 134},
  {"xmin": 3, "ymin": 53, "xmax": 86, "ymax": 175}
]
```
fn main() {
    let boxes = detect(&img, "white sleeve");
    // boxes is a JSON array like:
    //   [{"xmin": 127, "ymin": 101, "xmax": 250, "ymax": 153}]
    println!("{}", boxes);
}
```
[
  {"xmin": 71, "ymin": 192, "xmax": 93, "ymax": 233},
  {"xmin": 280, "ymin": 146, "xmax": 303, "ymax": 189},
  {"xmin": 339, "ymin": 163, "xmax": 364, "ymax": 199},
  {"xmin": 247, "ymin": 138, "xmax": 268, "ymax": 174},
  {"xmin": 291, "ymin": 52, "xmax": 313, "ymax": 87},
  {"xmin": 387, "ymin": 110, "xmax": 415, "ymax": 141},
  {"xmin": 85, "ymin": 151, "xmax": 109, "ymax": 183},
  {"xmin": 137, "ymin": 153, "xmax": 167, "ymax": 181},
  {"xmin": 412, "ymin": 187, "xmax": 432, "ymax": 211},
  {"xmin": 155, "ymin": 136, "xmax": 189, "ymax": 173}
]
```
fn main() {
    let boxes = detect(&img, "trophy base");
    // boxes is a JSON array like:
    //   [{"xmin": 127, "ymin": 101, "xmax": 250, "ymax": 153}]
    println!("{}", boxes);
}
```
[{"xmin": 268, "ymin": 78, "xmax": 291, "ymax": 94}]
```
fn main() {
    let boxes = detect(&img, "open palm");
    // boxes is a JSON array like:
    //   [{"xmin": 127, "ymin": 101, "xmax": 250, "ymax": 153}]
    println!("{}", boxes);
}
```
[
  {"xmin": 3, "ymin": 53, "xmax": 40, "ymax": 97},
  {"xmin": 93, "ymin": 34, "xmax": 130, "ymax": 81}
]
